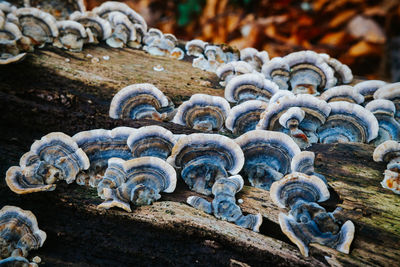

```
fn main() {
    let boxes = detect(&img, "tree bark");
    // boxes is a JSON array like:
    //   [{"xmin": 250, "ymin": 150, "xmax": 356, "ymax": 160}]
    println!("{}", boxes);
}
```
[{"xmin": 0, "ymin": 46, "xmax": 398, "ymax": 266}]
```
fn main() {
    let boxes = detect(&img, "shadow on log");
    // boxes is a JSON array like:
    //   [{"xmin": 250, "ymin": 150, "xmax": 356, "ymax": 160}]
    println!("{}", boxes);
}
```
[{"xmin": 0, "ymin": 46, "xmax": 399, "ymax": 266}]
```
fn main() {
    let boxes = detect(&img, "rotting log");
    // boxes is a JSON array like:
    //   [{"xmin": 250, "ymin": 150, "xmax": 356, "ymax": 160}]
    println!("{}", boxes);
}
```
[{"xmin": 0, "ymin": 46, "xmax": 399, "ymax": 266}]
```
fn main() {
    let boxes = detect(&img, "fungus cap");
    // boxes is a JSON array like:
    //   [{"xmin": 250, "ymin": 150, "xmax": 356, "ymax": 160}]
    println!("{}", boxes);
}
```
[{"xmin": 270, "ymin": 172, "xmax": 330, "ymax": 209}]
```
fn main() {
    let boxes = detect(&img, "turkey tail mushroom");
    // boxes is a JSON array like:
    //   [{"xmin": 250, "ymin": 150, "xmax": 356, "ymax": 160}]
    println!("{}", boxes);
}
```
[
  {"xmin": 278, "ymin": 107, "xmax": 310, "ymax": 149},
  {"xmin": 257, "ymin": 94, "xmax": 331, "ymax": 146},
  {"xmin": 97, "ymin": 157, "xmax": 176, "ymax": 212},
  {"xmin": 320, "ymin": 85, "xmax": 364, "ymax": 104},
  {"xmin": 270, "ymin": 172, "xmax": 354, "ymax": 256},
  {"xmin": 291, "ymin": 151, "xmax": 327, "ymax": 183},
  {"xmin": 185, "ymin": 39, "xmax": 207, "ymax": 57},
  {"xmin": 92, "ymin": 1, "xmax": 147, "ymax": 32},
  {"xmin": 284, "ymin": 50, "xmax": 335, "ymax": 95},
  {"xmin": 172, "ymin": 94, "xmax": 230, "ymax": 132},
  {"xmin": 0, "ymin": 206, "xmax": 46, "ymax": 259},
  {"xmin": 14, "ymin": 7, "xmax": 58, "ymax": 47},
  {"xmin": 127, "ymin": 125, "xmax": 178, "ymax": 160},
  {"xmin": 373, "ymin": 140, "xmax": 400, "ymax": 194},
  {"xmin": 317, "ymin": 101, "xmax": 379, "ymax": 144},
  {"xmin": 224, "ymin": 73, "xmax": 280, "ymax": 104},
  {"xmin": 109, "ymin": 83, "xmax": 169, "ymax": 121},
  {"xmin": 225, "ymin": 100, "xmax": 268, "ymax": 135},
  {"xmin": 6, "ymin": 132, "xmax": 89, "ymax": 194},
  {"xmin": 105, "ymin": 11, "xmax": 139, "ymax": 48},
  {"xmin": 235, "ymin": 130, "xmax": 301, "ymax": 190},
  {"xmin": 240, "ymin": 47, "xmax": 269, "ymax": 72},
  {"xmin": 73, "ymin": 127, "xmax": 136, "ymax": 187},
  {"xmin": 167, "ymin": 133, "xmax": 244, "ymax": 195},
  {"xmin": 366, "ymin": 100, "xmax": 400, "ymax": 145},
  {"xmin": 354, "ymin": 80, "xmax": 387, "ymax": 105},
  {"xmin": 319, "ymin": 53, "xmax": 353, "ymax": 85},
  {"xmin": 374, "ymin": 82, "xmax": 400, "ymax": 121},
  {"xmin": 187, "ymin": 175, "xmax": 262, "ymax": 232},
  {"xmin": 216, "ymin": 61, "xmax": 253, "ymax": 86},
  {"xmin": 69, "ymin": 11, "xmax": 111, "ymax": 44},
  {"xmin": 53, "ymin": 20, "xmax": 87, "ymax": 52},
  {"xmin": 261, "ymin": 57, "xmax": 290, "ymax": 90}
]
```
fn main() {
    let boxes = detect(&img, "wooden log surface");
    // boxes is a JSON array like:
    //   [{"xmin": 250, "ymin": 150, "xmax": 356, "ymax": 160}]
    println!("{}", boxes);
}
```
[{"xmin": 0, "ymin": 46, "xmax": 399, "ymax": 266}]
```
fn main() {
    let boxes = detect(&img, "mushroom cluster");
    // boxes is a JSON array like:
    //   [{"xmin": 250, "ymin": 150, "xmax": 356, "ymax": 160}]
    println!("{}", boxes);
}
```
[
  {"xmin": 187, "ymin": 39, "xmax": 239, "ymax": 72},
  {"xmin": 270, "ymin": 173, "xmax": 355, "ymax": 256},
  {"xmin": 187, "ymin": 175, "xmax": 262, "ymax": 232},
  {"xmin": 0, "ymin": 205, "xmax": 46, "ymax": 266},
  {"xmin": 0, "ymin": 0, "xmax": 185, "ymax": 64},
  {"xmin": 6, "ymin": 0, "xmax": 400, "ymax": 260},
  {"xmin": 6, "ymin": 132, "xmax": 90, "ymax": 194}
]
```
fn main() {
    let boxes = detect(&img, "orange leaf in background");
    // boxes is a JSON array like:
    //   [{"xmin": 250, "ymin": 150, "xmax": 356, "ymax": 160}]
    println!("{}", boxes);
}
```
[
  {"xmin": 313, "ymin": 0, "xmax": 330, "ymax": 12},
  {"xmin": 226, "ymin": 14, "xmax": 241, "ymax": 33},
  {"xmin": 324, "ymin": 0, "xmax": 364, "ymax": 13},
  {"xmin": 297, "ymin": 15, "xmax": 313, "ymax": 26},
  {"xmin": 328, "ymin": 10, "xmax": 357, "ymax": 28},
  {"xmin": 319, "ymin": 31, "xmax": 347, "ymax": 46},
  {"xmin": 348, "ymin": 40, "xmax": 382, "ymax": 57},
  {"xmin": 264, "ymin": 24, "xmax": 288, "ymax": 43}
]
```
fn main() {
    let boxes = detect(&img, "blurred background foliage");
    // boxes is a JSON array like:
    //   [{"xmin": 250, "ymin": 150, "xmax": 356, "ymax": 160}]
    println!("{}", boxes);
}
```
[{"xmin": 85, "ymin": 0, "xmax": 400, "ymax": 81}]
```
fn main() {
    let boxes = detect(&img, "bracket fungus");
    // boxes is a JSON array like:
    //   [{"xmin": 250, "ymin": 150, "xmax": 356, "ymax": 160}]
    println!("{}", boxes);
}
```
[
  {"xmin": 172, "ymin": 94, "xmax": 230, "ymax": 132},
  {"xmin": 354, "ymin": 80, "xmax": 387, "ymax": 105},
  {"xmin": 0, "ymin": 1, "xmax": 17, "ymax": 14},
  {"xmin": 216, "ymin": 61, "xmax": 253, "ymax": 86},
  {"xmin": 142, "ymin": 27, "xmax": 162, "ymax": 46},
  {"xmin": 319, "ymin": 53, "xmax": 353, "ymax": 85},
  {"xmin": 317, "ymin": 101, "xmax": 379, "ymax": 144},
  {"xmin": 14, "ymin": 7, "xmax": 58, "ymax": 47},
  {"xmin": 261, "ymin": 56, "xmax": 290, "ymax": 90},
  {"xmin": 270, "ymin": 173, "xmax": 355, "ymax": 257},
  {"xmin": 225, "ymin": 100, "xmax": 268, "ymax": 135},
  {"xmin": 291, "ymin": 151, "xmax": 326, "ymax": 183},
  {"xmin": 373, "ymin": 82, "xmax": 400, "ymax": 121},
  {"xmin": 366, "ymin": 100, "xmax": 400, "ymax": 145},
  {"xmin": 127, "ymin": 125, "xmax": 178, "ymax": 160},
  {"xmin": 92, "ymin": 1, "xmax": 147, "ymax": 32},
  {"xmin": 6, "ymin": 132, "xmax": 90, "ymax": 194},
  {"xmin": 167, "ymin": 133, "xmax": 244, "ymax": 195},
  {"xmin": 69, "ymin": 11, "xmax": 111, "ymax": 44},
  {"xmin": 240, "ymin": 47, "xmax": 269, "ymax": 72},
  {"xmin": 257, "ymin": 94, "xmax": 331, "ymax": 148},
  {"xmin": 0, "ymin": 39, "xmax": 26, "ymax": 64},
  {"xmin": 319, "ymin": 85, "xmax": 364, "ymax": 104},
  {"xmin": 278, "ymin": 107, "xmax": 311, "ymax": 149},
  {"xmin": 0, "ymin": 206, "xmax": 46, "ymax": 259},
  {"xmin": 224, "ymin": 73, "xmax": 280, "ymax": 104},
  {"xmin": 270, "ymin": 172, "xmax": 329, "ymax": 211},
  {"xmin": 192, "ymin": 44, "xmax": 228, "ymax": 72},
  {"xmin": 105, "ymin": 11, "xmax": 139, "ymax": 48},
  {"xmin": 235, "ymin": 130, "xmax": 301, "ymax": 190},
  {"xmin": 53, "ymin": 20, "xmax": 87, "ymax": 52},
  {"xmin": 142, "ymin": 30, "xmax": 182, "ymax": 58},
  {"xmin": 185, "ymin": 39, "xmax": 207, "ymax": 57},
  {"xmin": 98, "ymin": 157, "xmax": 176, "ymax": 212},
  {"xmin": 284, "ymin": 50, "xmax": 336, "ymax": 95},
  {"xmin": 73, "ymin": 127, "xmax": 136, "ymax": 187},
  {"xmin": 109, "ymin": 83, "xmax": 170, "ymax": 121},
  {"xmin": 187, "ymin": 175, "xmax": 262, "ymax": 232},
  {"xmin": 373, "ymin": 140, "xmax": 400, "ymax": 194},
  {"xmin": 27, "ymin": 0, "xmax": 86, "ymax": 20}
]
